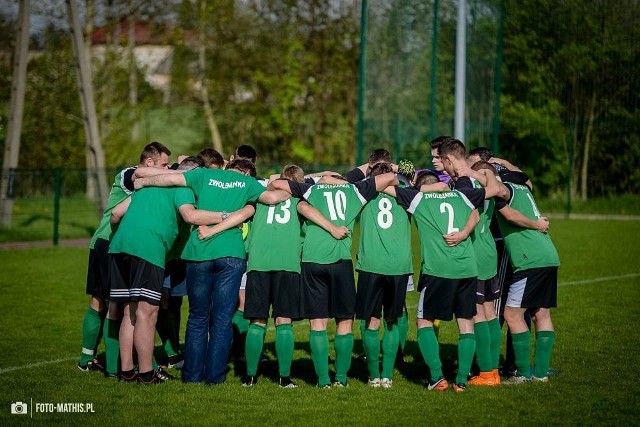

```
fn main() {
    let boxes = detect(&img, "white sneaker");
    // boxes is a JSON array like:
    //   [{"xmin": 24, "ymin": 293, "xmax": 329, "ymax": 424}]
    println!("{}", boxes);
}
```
[
  {"xmin": 532, "ymin": 376, "xmax": 549, "ymax": 382},
  {"xmin": 367, "ymin": 378, "xmax": 381, "ymax": 388},
  {"xmin": 380, "ymin": 378, "xmax": 393, "ymax": 389}
]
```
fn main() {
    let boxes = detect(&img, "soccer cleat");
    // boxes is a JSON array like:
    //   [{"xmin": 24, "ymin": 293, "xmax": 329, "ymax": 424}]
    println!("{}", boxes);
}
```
[
  {"xmin": 380, "ymin": 378, "xmax": 393, "ymax": 389},
  {"xmin": 503, "ymin": 373, "xmax": 531, "ymax": 385},
  {"xmin": 77, "ymin": 358, "xmax": 105, "ymax": 373},
  {"xmin": 316, "ymin": 383, "xmax": 331, "ymax": 389},
  {"xmin": 156, "ymin": 367, "xmax": 177, "ymax": 381},
  {"xmin": 532, "ymin": 376, "xmax": 549, "ymax": 383},
  {"xmin": 492, "ymin": 368, "xmax": 502, "ymax": 385},
  {"xmin": 104, "ymin": 372, "xmax": 118, "ymax": 380},
  {"xmin": 137, "ymin": 370, "xmax": 165, "ymax": 384},
  {"xmin": 468, "ymin": 371, "xmax": 500, "ymax": 386},
  {"xmin": 279, "ymin": 377, "xmax": 298, "ymax": 389},
  {"xmin": 119, "ymin": 370, "xmax": 138, "ymax": 382},
  {"xmin": 367, "ymin": 378, "xmax": 381, "ymax": 388},
  {"xmin": 332, "ymin": 380, "xmax": 348, "ymax": 388},
  {"xmin": 242, "ymin": 375, "xmax": 258, "ymax": 387},
  {"xmin": 427, "ymin": 376, "xmax": 449, "ymax": 391},
  {"xmin": 167, "ymin": 354, "xmax": 184, "ymax": 370},
  {"xmin": 452, "ymin": 382, "xmax": 467, "ymax": 392}
]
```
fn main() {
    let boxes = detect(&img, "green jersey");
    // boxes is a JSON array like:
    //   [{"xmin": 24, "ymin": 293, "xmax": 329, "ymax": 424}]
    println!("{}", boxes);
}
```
[
  {"xmin": 246, "ymin": 198, "xmax": 303, "ymax": 273},
  {"xmin": 471, "ymin": 179, "xmax": 498, "ymax": 280},
  {"xmin": 89, "ymin": 167, "xmax": 135, "ymax": 248},
  {"xmin": 288, "ymin": 179, "xmax": 378, "ymax": 264},
  {"xmin": 356, "ymin": 191, "xmax": 413, "ymax": 275},
  {"xmin": 496, "ymin": 183, "xmax": 560, "ymax": 272},
  {"xmin": 109, "ymin": 187, "xmax": 195, "ymax": 268},
  {"xmin": 180, "ymin": 168, "xmax": 266, "ymax": 261},
  {"xmin": 396, "ymin": 186, "xmax": 484, "ymax": 279}
]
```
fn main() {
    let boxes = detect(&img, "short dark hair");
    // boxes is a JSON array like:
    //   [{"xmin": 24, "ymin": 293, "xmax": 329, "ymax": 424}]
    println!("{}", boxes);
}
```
[
  {"xmin": 468, "ymin": 147, "xmax": 493, "ymax": 162},
  {"xmin": 368, "ymin": 148, "xmax": 392, "ymax": 165},
  {"xmin": 471, "ymin": 160, "xmax": 498, "ymax": 176},
  {"xmin": 438, "ymin": 138, "xmax": 466, "ymax": 160},
  {"xmin": 140, "ymin": 141, "xmax": 171, "ymax": 164},
  {"xmin": 226, "ymin": 158, "xmax": 256, "ymax": 177},
  {"xmin": 178, "ymin": 156, "xmax": 204, "ymax": 170},
  {"xmin": 281, "ymin": 165, "xmax": 305, "ymax": 183},
  {"xmin": 234, "ymin": 145, "xmax": 257, "ymax": 163},
  {"xmin": 415, "ymin": 170, "xmax": 440, "ymax": 186},
  {"xmin": 198, "ymin": 148, "xmax": 225, "ymax": 168},
  {"xmin": 430, "ymin": 136, "xmax": 452, "ymax": 150},
  {"xmin": 369, "ymin": 162, "xmax": 393, "ymax": 177}
]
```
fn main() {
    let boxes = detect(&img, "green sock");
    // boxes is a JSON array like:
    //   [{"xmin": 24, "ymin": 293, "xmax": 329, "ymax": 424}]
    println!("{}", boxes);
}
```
[
  {"xmin": 80, "ymin": 307, "xmax": 102, "ymax": 365},
  {"xmin": 157, "ymin": 309, "xmax": 179, "ymax": 357},
  {"xmin": 152, "ymin": 356, "xmax": 159, "ymax": 371},
  {"xmin": 474, "ymin": 321, "xmax": 492, "ymax": 372},
  {"xmin": 487, "ymin": 318, "xmax": 502, "ymax": 369},
  {"xmin": 245, "ymin": 323, "xmax": 266, "ymax": 376},
  {"xmin": 381, "ymin": 321, "xmax": 399, "ymax": 379},
  {"xmin": 233, "ymin": 309, "xmax": 250, "ymax": 335},
  {"xmin": 417, "ymin": 327, "xmax": 442, "ymax": 380},
  {"xmin": 103, "ymin": 318, "xmax": 120, "ymax": 375},
  {"xmin": 534, "ymin": 330, "xmax": 556, "ymax": 378},
  {"xmin": 275, "ymin": 324, "xmax": 294, "ymax": 377},
  {"xmin": 310, "ymin": 330, "xmax": 330, "ymax": 386},
  {"xmin": 397, "ymin": 310, "xmax": 409, "ymax": 353},
  {"xmin": 512, "ymin": 330, "xmax": 532, "ymax": 379},
  {"xmin": 334, "ymin": 333, "xmax": 354, "ymax": 384},
  {"xmin": 455, "ymin": 333, "xmax": 476, "ymax": 384},
  {"xmin": 363, "ymin": 328, "xmax": 380, "ymax": 380}
]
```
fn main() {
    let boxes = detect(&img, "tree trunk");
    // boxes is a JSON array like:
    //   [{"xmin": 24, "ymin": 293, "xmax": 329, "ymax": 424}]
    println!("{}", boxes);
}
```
[
  {"xmin": 580, "ymin": 90, "xmax": 597, "ymax": 200},
  {"xmin": 84, "ymin": 0, "xmax": 97, "ymax": 201},
  {"xmin": 128, "ymin": 6, "xmax": 138, "ymax": 142},
  {"xmin": 198, "ymin": 0, "xmax": 224, "ymax": 157}
]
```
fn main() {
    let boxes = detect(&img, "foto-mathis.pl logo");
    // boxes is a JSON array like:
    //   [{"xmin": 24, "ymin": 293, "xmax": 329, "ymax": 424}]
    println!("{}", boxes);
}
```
[{"xmin": 11, "ymin": 401, "xmax": 28, "ymax": 415}]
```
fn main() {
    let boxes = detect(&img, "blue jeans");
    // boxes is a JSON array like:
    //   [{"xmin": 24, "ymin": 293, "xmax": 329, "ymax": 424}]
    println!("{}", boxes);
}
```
[{"xmin": 182, "ymin": 257, "xmax": 245, "ymax": 384}]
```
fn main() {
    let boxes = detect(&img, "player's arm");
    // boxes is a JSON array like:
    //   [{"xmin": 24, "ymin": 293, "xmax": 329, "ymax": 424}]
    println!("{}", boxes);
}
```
[
  {"xmin": 267, "ymin": 179, "xmax": 312, "ymax": 200},
  {"xmin": 497, "ymin": 205, "xmax": 549, "ymax": 232},
  {"xmin": 491, "ymin": 156, "xmax": 534, "ymax": 189},
  {"xmin": 197, "ymin": 205, "xmax": 256, "ymax": 240},
  {"xmin": 419, "ymin": 182, "xmax": 449, "ymax": 192},
  {"xmin": 443, "ymin": 209, "xmax": 479, "ymax": 246},
  {"xmin": 133, "ymin": 167, "xmax": 182, "ymax": 179},
  {"xmin": 258, "ymin": 189, "xmax": 291, "ymax": 205},
  {"xmin": 134, "ymin": 173, "xmax": 186, "ymax": 190},
  {"xmin": 297, "ymin": 201, "xmax": 349, "ymax": 240},
  {"xmin": 110, "ymin": 196, "xmax": 131, "ymax": 228},
  {"xmin": 482, "ymin": 169, "xmax": 510, "ymax": 200},
  {"xmin": 178, "ymin": 204, "xmax": 227, "ymax": 226},
  {"xmin": 373, "ymin": 172, "xmax": 399, "ymax": 191}
]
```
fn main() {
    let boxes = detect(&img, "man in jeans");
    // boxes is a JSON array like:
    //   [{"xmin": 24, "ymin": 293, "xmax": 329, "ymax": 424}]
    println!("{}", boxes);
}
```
[{"xmin": 134, "ymin": 159, "xmax": 290, "ymax": 384}]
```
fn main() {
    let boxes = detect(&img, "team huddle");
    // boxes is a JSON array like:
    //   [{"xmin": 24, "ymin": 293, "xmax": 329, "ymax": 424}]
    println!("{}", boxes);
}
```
[{"xmin": 77, "ymin": 137, "xmax": 559, "ymax": 391}]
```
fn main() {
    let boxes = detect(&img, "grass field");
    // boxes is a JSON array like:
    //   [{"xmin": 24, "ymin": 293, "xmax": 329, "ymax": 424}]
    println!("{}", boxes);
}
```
[{"xmin": 0, "ymin": 219, "xmax": 639, "ymax": 426}]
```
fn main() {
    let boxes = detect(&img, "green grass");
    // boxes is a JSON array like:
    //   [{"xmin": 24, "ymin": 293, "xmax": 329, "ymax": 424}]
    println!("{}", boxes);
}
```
[
  {"xmin": 0, "ymin": 219, "xmax": 639, "ymax": 425},
  {"xmin": 537, "ymin": 194, "xmax": 640, "ymax": 215}
]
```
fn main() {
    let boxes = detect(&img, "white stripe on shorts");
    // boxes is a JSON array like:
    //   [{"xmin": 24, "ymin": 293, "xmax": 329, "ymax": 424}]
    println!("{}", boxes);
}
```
[
  {"xmin": 506, "ymin": 277, "xmax": 527, "ymax": 308},
  {"xmin": 417, "ymin": 288, "xmax": 426, "ymax": 319}
]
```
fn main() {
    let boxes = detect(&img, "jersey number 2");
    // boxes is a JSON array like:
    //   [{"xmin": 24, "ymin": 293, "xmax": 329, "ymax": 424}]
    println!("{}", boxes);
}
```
[{"xmin": 439, "ymin": 202, "xmax": 460, "ymax": 234}]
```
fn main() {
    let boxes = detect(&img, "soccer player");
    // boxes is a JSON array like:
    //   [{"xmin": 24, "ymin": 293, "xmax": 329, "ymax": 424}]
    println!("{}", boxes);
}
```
[
  {"xmin": 269, "ymin": 170, "xmax": 398, "ymax": 387},
  {"xmin": 197, "ymin": 148, "xmax": 225, "ymax": 169},
  {"xmin": 495, "ymin": 182, "xmax": 559, "ymax": 383},
  {"xmin": 385, "ymin": 158, "xmax": 506, "ymax": 392},
  {"xmin": 464, "ymin": 161, "xmax": 504, "ymax": 386},
  {"xmin": 77, "ymin": 141, "xmax": 171, "ymax": 375},
  {"xmin": 134, "ymin": 158, "xmax": 290, "ymax": 385},
  {"xmin": 356, "ymin": 162, "xmax": 412, "ymax": 388},
  {"xmin": 108, "ymin": 156, "xmax": 229, "ymax": 383}
]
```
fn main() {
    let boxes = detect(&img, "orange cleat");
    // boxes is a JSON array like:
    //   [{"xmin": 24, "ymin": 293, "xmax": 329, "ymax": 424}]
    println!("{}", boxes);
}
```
[{"xmin": 468, "ymin": 371, "xmax": 500, "ymax": 386}]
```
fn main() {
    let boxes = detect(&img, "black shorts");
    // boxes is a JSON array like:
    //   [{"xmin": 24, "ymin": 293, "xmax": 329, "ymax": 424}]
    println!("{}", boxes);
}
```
[
  {"xmin": 244, "ymin": 271, "xmax": 302, "ymax": 320},
  {"xmin": 85, "ymin": 238, "xmax": 111, "ymax": 300},
  {"xmin": 301, "ymin": 260, "xmax": 356, "ymax": 319},
  {"xmin": 417, "ymin": 275, "xmax": 477, "ymax": 321},
  {"xmin": 355, "ymin": 271, "xmax": 409, "ymax": 321},
  {"xmin": 476, "ymin": 276, "xmax": 500, "ymax": 304},
  {"xmin": 505, "ymin": 267, "xmax": 558, "ymax": 309},
  {"xmin": 109, "ymin": 253, "xmax": 164, "ymax": 306}
]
